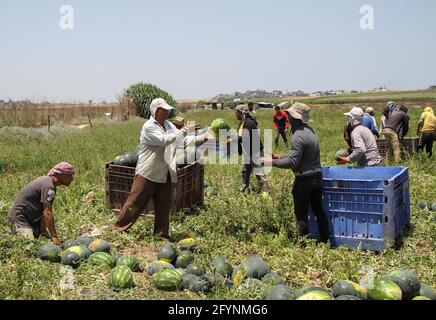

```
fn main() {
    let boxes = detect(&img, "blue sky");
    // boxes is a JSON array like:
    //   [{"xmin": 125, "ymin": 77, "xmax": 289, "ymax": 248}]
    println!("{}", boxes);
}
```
[{"xmin": 1, "ymin": 0, "xmax": 435, "ymax": 102}]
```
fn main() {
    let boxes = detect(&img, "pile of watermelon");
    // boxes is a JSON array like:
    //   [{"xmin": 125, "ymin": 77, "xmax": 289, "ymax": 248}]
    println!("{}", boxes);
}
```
[
  {"xmin": 418, "ymin": 200, "xmax": 436, "ymax": 212},
  {"xmin": 37, "ymin": 235, "xmax": 140, "ymax": 290}
]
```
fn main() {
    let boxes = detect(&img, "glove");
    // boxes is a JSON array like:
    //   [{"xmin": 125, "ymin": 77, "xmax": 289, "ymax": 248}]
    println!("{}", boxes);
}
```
[{"xmin": 336, "ymin": 157, "xmax": 348, "ymax": 165}]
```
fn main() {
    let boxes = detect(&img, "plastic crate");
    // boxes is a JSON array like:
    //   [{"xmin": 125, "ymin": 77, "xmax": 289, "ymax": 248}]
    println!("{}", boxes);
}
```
[
  {"xmin": 105, "ymin": 161, "xmax": 204, "ymax": 214},
  {"xmin": 308, "ymin": 166, "xmax": 410, "ymax": 251},
  {"xmin": 376, "ymin": 137, "xmax": 419, "ymax": 157}
]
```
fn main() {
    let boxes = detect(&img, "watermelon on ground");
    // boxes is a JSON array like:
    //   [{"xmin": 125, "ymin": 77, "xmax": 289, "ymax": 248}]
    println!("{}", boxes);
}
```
[
  {"xmin": 88, "ymin": 252, "xmax": 114, "ymax": 268},
  {"xmin": 63, "ymin": 240, "xmax": 79, "ymax": 249},
  {"xmin": 65, "ymin": 245, "xmax": 91, "ymax": 260},
  {"xmin": 152, "ymin": 269, "xmax": 183, "ymax": 291},
  {"xmin": 38, "ymin": 243, "xmax": 62, "ymax": 263},
  {"xmin": 109, "ymin": 266, "xmax": 134, "ymax": 290},
  {"xmin": 332, "ymin": 280, "xmax": 367, "ymax": 300},
  {"xmin": 61, "ymin": 251, "xmax": 81, "ymax": 268},
  {"xmin": 384, "ymin": 269, "xmax": 421, "ymax": 300},
  {"xmin": 367, "ymin": 278, "xmax": 402, "ymax": 300},
  {"xmin": 265, "ymin": 284, "xmax": 293, "ymax": 300},
  {"xmin": 157, "ymin": 243, "xmax": 178, "ymax": 264},
  {"xmin": 335, "ymin": 295, "xmax": 362, "ymax": 300},
  {"xmin": 210, "ymin": 256, "xmax": 233, "ymax": 278},
  {"xmin": 261, "ymin": 273, "xmax": 287, "ymax": 286},
  {"xmin": 116, "ymin": 255, "xmax": 140, "ymax": 272},
  {"xmin": 186, "ymin": 263, "xmax": 205, "ymax": 277},
  {"xmin": 419, "ymin": 284, "xmax": 436, "ymax": 300},
  {"xmin": 296, "ymin": 290, "xmax": 332, "ymax": 300},
  {"xmin": 177, "ymin": 238, "xmax": 197, "ymax": 252},
  {"xmin": 294, "ymin": 285, "xmax": 331, "ymax": 299},
  {"xmin": 76, "ymin": 235, "xmax": 93, "ymax": 246},
  {"xmin": 147, "ymin": 261, "xmax": 175, "ymax": 276},
  {"xmin": 175, "ymin": 251, "xmax": 195, "ymax": 269},
  {"xmin": 88, "ymin": 239, "xmax": 111, "ymax": 253}
]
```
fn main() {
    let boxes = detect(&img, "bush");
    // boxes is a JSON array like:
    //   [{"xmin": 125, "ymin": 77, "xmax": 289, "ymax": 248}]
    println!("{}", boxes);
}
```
[{"xmin": 126, "ymin": 83, "xmax": 177, "ymax": 119}]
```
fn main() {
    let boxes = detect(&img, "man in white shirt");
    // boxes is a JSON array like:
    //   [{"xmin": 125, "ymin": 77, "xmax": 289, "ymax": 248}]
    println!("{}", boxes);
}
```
[{"xmin": 114, "ymin": 98, "xmax": 210, "ymax": 241}]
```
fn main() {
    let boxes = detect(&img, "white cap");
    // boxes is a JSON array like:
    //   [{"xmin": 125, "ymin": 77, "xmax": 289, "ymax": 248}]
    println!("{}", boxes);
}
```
[
  {"xmin": 344, "ymin": 107, "xmax": 364, "ymax": 120},
  {"xmin": 365, "ymin": 107, "xmax": 374, "ymax": 114},
  {"xmin": 150, "ymin": 98, "xmax": 174, "ymax": 118}
]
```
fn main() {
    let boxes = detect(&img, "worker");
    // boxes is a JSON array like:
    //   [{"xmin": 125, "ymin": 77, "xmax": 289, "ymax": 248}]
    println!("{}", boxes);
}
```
[
  {"xmin": 261, "ymin": 103, "xmax": 330, "ymax": 244},
  {"xmin": 381, "ymin": 102, "xmax": 409, "ymax": 163},
  {"xmin": 362, "ymin": 107, "xmax": 379, "ymax": 138},
  {"xmin": 273, "ymin": 105, "xmax": 289, "ymax": 148},
  {"xmin": 7, "ymin": 162, "xmax": 75, "ymax": 245},
  {"xmin": 337, "ymin": 107, "xmax": 382, "ymax": 166},
  {"xmin": 417, "ymin": 107, "xmax": 436, "ymax": 157}
]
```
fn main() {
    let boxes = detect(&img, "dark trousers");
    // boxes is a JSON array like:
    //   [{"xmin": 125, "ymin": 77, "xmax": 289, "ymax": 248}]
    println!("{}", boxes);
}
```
[
  {"xmin": 292, "ymin": 172, "xmax": 330, "ymax": 243},
  {"xmin": 418, "ymin": 131, "xmax": 435, "ymax": 157},
  {"xmin": 115, "ymin": 174, "xmax": 172, "ymax": 238},
  {"xmin": 274, "ymin": 127, "xmax": 288, "ymax": 147}
]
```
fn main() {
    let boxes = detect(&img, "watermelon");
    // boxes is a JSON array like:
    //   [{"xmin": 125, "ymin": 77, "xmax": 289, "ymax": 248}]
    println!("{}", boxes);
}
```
[
  {"xmin": 177, "ymin": 238, "xmax": 197, "ymax": 252},
  {"xmin": 63, "ymin": 240, "xmax": 79, "ymax": 249},
  {"xmin": 335, "ymin": 295, "xmax": 362, "ymax": 300},
  {"xmin": 181, "ymin": 273, "xmax": 198, "ymax": 290},
  {"xmin": 61, "ymin": 252, "xmax": 81, "ymax": 268},
  {"xmin": 146, "ymin": 261, "xmax": 175, "ymax": 276},
  {"xmin": 112, "ymin": 253, "xmax": 124, "ymax": 265},
  {"xmin": 116, "ymin": 152, "xmax": 138, "ymax": 167},
  {"xmin": 65, "ymin": 245, "xmax": 92, "ymax": 260},
  {"xmin": 335, "ymin": 149, "xmax": 349, "ymax": 160},
  {"xmin": 419, "ymin": 284, "xmax": 436, "ymax": 300},
  {"xmin": 384, "ymin": 269, "xmax": 421, "ymax": 300},
  {"xmin": 332, "ymin": 280, "xmax": 367, "ymax": 300},
  {"xmin": 88, "ymin": 239, "xmax": 111, "ymax": 253},
  {"xmin": 210, "ymin": 256, "xmax": 233, "ymax": 278},
  {"xmin": 232, "ymin": 256, "xmax": 270, "ymax": 285},
  {"xmin": 109, "ymin": 266, "xmax": 134, "ymax": 290},
  {"xmin": 188, "ymin": 276, "xmax": 214, "ymax": 293},
  {"xmin": 261, "ymin": 273, "xmax": 287, "ymax": 286},
  {"xmin": 431, "ymin": 202, "xmax": 436, "ymax": 212},
  {"xmin": 88, "ymin": 252, "xmax": 114, "ymax": 268},
  {"xmin": 38, "ymin": 243, "xmax": 62, "ymax": 263},
  {"xmin": 205, "ymin": 272, "xmax": 232, "ymax": 288},
  {"xmin": 186, "ymin": 263, "xmax": 205, "ymax": 277},
  {"xmin": 76, "ymin": 235, "xmax": 93, "ymax": 246},
  {"xmin": 152, "ymin": 268, "xmax": 183, "ymax": 291},
  {"xmin": 210, "ymin": 118, "xmax": 231, "ymax": 140},
  {"xmin": 240, "ymin": 278, "xmax": 264, "ymax": 290},
  {"xmin": 294, "ymin": 285, "xmax": 331, "ymax": 299},
  {"xmin": 116, "ymin": 255, "xmax": 140, "ymax": 272},
  {"xmin": 412, "ymin": 296, "xmax": 431, "ymax": 300},
  {"xmin": 175, "ymin": 251, "xmax": 195, "ymax": 269},
  {"xmin": 157, "ymin": 243, "xmax": 178, "ymax": 264},
  {"xmin": 296, "ymin": 290, "xmax": 332, "ymax": 300},
  {"xmin": 418, "ymin": 201, "xmax": 427, "ymax": 209},
  {"xmin": 265, "ymin": 284, "xmax": 293, "ymax": 300},
  {"xmin": 367, "ymin": 278, "xmax": 402, "ymax": 300}
]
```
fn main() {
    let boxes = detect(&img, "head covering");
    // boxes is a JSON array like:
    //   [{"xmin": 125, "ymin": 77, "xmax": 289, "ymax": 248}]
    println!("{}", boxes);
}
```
[
  {"xmin": 48, "ymin": 162, "xmax": 75, "ymax": 176},
  {"xmin": 235, "ymin": 104, "xmax": 248, "ymax": 113},
  {"xmin": 399, "ymin": 105, "xmax": 408, "ymax": 113},
  {"xmin": 365, "ymin": 107, "xmax": 374, "ymax": 114},
  {"xmin": 150, "ymin": 98, "xmax": 174, "ymax": 118},
  {"xmin": 424, "ymin": 106, "xmax": 434, "ymax": 114},
  {"xmin": 274, "ymin": 105, "xmax": 281, "ymax": 110},
  {"xmin": 386, "ymin": 101, "xmax": 397, "ymax": 115},
  {"xmin": 344, "ymin": 107, "xmax": 364, "ymax": 120},
  {"xmin": 287, "ymin": 103, "xmax": 310, "ymax": 124},
  {"xmin": 344, "ymin": 107, "xmax": 364, "ymax": 126}
]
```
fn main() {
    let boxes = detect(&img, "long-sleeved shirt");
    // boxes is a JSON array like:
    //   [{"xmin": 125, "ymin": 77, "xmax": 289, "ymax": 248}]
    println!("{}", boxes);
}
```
[
  {"xmin": 136, "ymin": 117, "xmax": 205, "ymax": 183},
  {"xmin": 347, "ymin": 125, "xmax": 382, "ymax": 167},
  {"xmin": 238, "ymin": 113, "xmax": 263, "ymax": 160},
  {"xmin": 362, "ymin": 113, "xmax": 378, "ymax": 136},
  {"xmin": 273, "ymin": 111, "xmax": 289, "ymax": 130},
  {"xmin": 419, "ymin": 109, "xmax": 436, "ymax": 132},
  {"xmin": 384, "ymin": 110, "xmax": 409, "ymax": 138},
  {"xmin": 272, "ymin": 123, "xmax": 321, "ymax": 174}
]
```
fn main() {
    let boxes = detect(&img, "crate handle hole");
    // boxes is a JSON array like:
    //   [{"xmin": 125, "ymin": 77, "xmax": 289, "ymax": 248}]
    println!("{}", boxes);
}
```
[
  {"xmin": 385, "ymin": 216, "xmax": 389, "ymax": 223},
  {"xmin": 384, "ymin": 196, "xmax": 388, "ymax": 203},
  {"xmin": 383, "ymin": 180, "xmax": 390, "ymax": 186}
]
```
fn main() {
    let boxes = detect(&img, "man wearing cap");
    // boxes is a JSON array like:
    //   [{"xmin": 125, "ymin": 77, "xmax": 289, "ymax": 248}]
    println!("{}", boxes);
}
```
[
  {"xmin": 381, "ymin": 102, "xmax": 409, "ymax": 163},
  {"xmin": 273, "ymin": 105, "xmax": 289, "ymax": 148},
  {"xmin": 230, "ymin": 104, "xmax": 270, "ymax": 193},
  {"xmin": 261, "ymin": 103, "xmax": 330, "ymax": 243},
  {"xmin": 362, "ymin": 107, "xmax": 379, "ymax": 138},
  {"xmin": 114, "ymin": 98, "xmax": 211, "ymax": 241},
  {"xmin": 337, "ymin": 107, "xmax": 382, "ymax": 167},
  {"xmin": 7, "ymin": 162, "xmax": 75, "ymax": 245}
]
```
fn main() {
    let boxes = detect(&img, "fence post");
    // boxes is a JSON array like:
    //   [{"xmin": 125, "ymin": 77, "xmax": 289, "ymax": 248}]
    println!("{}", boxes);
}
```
[
  {"xmin": 48, "ymin": 115, "xmax": 51, "ymax": 131},
  {"xmin": 88, "ymin": 114, "xmax": 93, "ymax": 128}
]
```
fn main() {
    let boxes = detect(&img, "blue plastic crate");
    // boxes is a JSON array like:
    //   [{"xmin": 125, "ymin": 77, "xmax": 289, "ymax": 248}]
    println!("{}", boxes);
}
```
[{"xmin": 308, "ymin": 166, "xmax": 410, "ymax": 251}]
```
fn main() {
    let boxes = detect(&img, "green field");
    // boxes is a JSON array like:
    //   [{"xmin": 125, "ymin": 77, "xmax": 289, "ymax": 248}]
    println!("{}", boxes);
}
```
[{"xmin": 0, "ymin": 108, "xmax": 435, "ymax": 300}]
